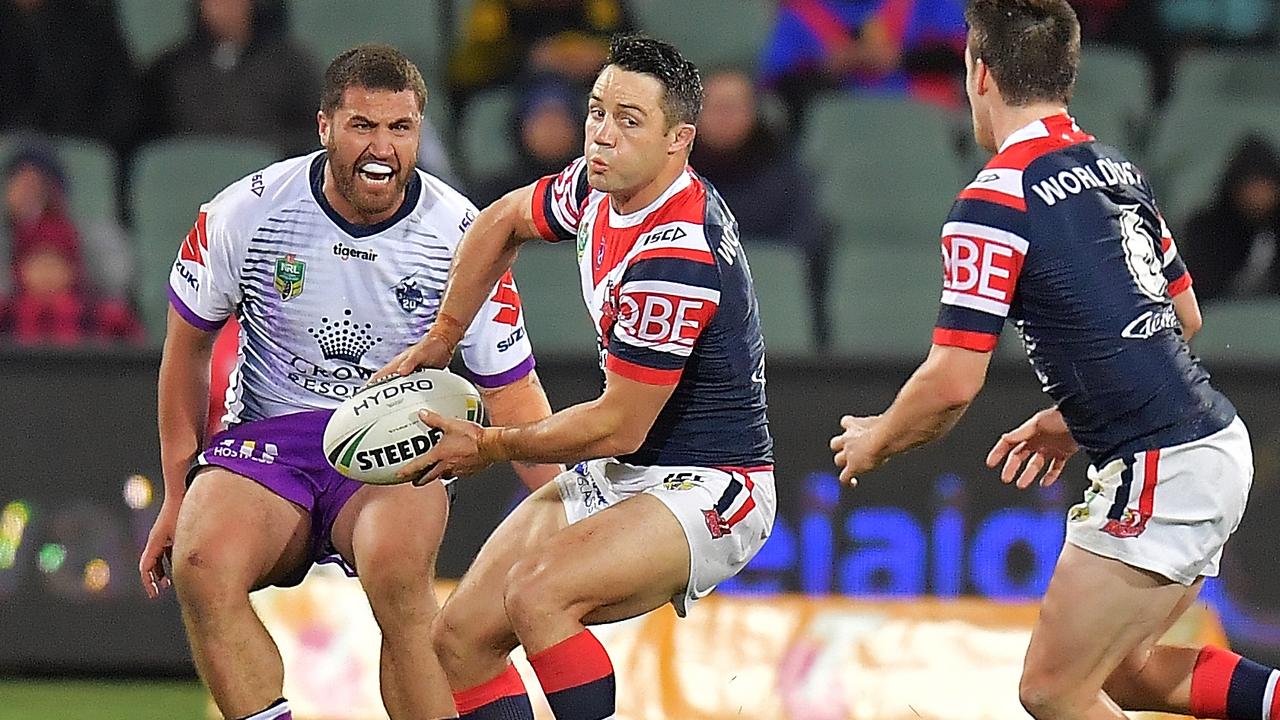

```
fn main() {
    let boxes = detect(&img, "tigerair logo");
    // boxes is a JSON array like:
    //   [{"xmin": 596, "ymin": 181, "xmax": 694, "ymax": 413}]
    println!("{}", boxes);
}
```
[{"xmin": 333, "ymin": 243, "xmax": 378, "ymax": 262}]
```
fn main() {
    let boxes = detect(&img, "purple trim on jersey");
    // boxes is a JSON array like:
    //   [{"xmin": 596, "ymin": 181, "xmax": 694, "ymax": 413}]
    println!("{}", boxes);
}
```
[
  {"xmin": 466, "ymin": 353, "xmax": 536, "ymax": 388},
  {"xmin": 192, "ymin": 410, "xmax": 362, "ymax": 587},
  {"xmin": 167, "ymin": 284, "xmax": 227, "ymax": 332}
]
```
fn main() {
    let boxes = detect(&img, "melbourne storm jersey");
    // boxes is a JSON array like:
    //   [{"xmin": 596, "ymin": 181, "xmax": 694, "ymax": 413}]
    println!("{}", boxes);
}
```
[
  {"xmin": 933, "ymin": 114, "xmax": 1236, "ymax": 463},
  {"xmin": 168, "ymin": 151, "xmax": 535, "ymax": 425},
  {"xmin": 531, "ymin": 158, "xmax": 773, "ymax": 467}
]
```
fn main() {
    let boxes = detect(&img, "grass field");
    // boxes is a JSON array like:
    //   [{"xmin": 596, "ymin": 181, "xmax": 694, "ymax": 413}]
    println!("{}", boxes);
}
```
[{"xmin": 0, "ymin": 680, "xmax": 207, "ymax": 720}]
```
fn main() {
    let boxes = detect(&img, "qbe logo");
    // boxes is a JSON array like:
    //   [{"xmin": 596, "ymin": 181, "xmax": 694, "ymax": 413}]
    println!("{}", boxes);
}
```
[
  {"xmin": 939, "ymin": 223, "xmax": 1027, "ymax": 311},
  {"xmin": 616, "ymin": 292, "xmax": 713, "ymax": 346}
]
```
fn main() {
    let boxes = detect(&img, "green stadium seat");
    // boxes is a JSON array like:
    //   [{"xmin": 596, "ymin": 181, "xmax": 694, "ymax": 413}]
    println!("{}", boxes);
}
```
[
  {"xmin": 829, "ymin": 243, "xmax": 942, "ymax": 360},
  {"xmin": 117, "ymin": 0, "xmax": 189, "ymax": 63},
  {"xmin": 800, "ymin": 96, "xmax": 966, "ymax": 251},
  {"xmin": 290, "ymin": 0, "xmax": 452, "ymax": 128},
  {"xmin": 741, "ymin": 242, "xmax": 814, "ymax": 357},
  {"xmin": 1145, "ymin": 100, "xmax": 1280, "ymax": 231},
  {"xmin": 291, "ymin": 0, "xmax": 440, "ymax": 72},
  {"xmin": 1071, "ymin": 45, "xmax": 1151, "ymax": 150},
  {"xmin": 459, "ymin": 88, "xmax": 518, "ymax": 183},
  {"xmin": 510, "ymin": 241, "xmax": 595, "ymax": 358},
  {"xmin": 631, "ymin": 0, "xmax": 775, "ymax": 71},
  {"xmin": 1193, "ymin": 299, "xmax": 1280, "ymax": 363},
  {"xmin": 132, "ymin": 138, "xmax": 278, "ymax": 343},
  {"xmin": 0, "ymin": 135, "xmax": 118, "ymax": 229},
  {"xmin": 1171, "ymin": 49, "xmax": 1280, "ymax": 105}
]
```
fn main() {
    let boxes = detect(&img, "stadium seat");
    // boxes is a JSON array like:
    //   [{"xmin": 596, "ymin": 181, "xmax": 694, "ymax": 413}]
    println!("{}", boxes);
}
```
[
  {"xmin": 1071, "ymin": 45, "xmax": 1151, "ymax": 151},
  {"xmin": 1193, "ymin": 299, "xmax": 1280, "ymax": 364},
  {"xmin": 829, "ymin": 243, "xmax": 942, "ymax": 360},
  {"xmin": 117, "ymin": 0, "xmax": 189, "ymax": 62},
  {"xmin": 1145, "ymin": 99, "xmax": 1280, "ymax": 230},
  {"xmin": 458, "ymin": 88, "xmax": 518, "ymax": 183},
  {"xmin": 1171, "ymin": 49, "xmax": 1280, "ymax": 105},
  {"xmin": 800, "ymin": 96, "xmax": 967, "ymax": 252},
  {"xmin": 132, "ymin": 138, "xmax": 278, "ymax": 343},
  {"xmin": 741, "ymin": 241, "xmax": 814, "ymax": 357},
  {"xmin": 290, "ymin": 0, "xmax": 440, "ymax": 70},
  {"xmin": 0, "ymin": 134, "xmax": 119, "ymax": 230},
  {"xmin": 631, "ymin": 0, "xmax": 775, "ymax": 71},
  {"xmin": 290, "ymin": 0, "xmax": 451, "ymax": 129},
  {"xmin": 510, "ymin": 241, "xmax": 595, "ymax": 357}
]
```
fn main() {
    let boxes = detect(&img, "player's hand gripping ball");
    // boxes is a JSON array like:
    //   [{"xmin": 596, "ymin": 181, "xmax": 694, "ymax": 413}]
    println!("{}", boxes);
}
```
[{"xmin": 323, "ymin": 369, "xmax": 483, "ymax": 484}]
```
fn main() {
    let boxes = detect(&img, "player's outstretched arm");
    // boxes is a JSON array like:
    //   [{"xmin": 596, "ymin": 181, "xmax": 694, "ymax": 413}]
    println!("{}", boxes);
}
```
[
  {"xmin": 142, "ymin": 308, "xmax": 218, "ymax": 598},
  {"xmin": 985, "ymin": 406, "xmax": 1079, "ymax": 489},
  {"xmin": 479, "ymin": 370, "xmax": 563, "ymax": 490},
  {"xmin": 373, "ymin": 184, "xmax": 545, "ymax": 381},
  {"xmin": 831, "ymin": 344, "xmax": 992, "ymax": 485},
  {"xmin": 1171, "ymin": 285, "xmax": 1202, "ymax": 341},
  {"xmin": 399, "ymin": 371, "xmax": 677, "ymax": 484}
]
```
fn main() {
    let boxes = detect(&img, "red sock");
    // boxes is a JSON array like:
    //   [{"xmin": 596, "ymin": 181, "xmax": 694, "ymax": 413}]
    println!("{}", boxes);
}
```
[
  {"xmin": 1190, "ymin": 645, "xmax": 1280, "ymax": 719},
  {"xmin": 527, "ymin": 629, "xmax": 615, "ymax": 720},
  {"xmin": 453, "ymin": 664, "xmax": 533, "ymax": 720}
]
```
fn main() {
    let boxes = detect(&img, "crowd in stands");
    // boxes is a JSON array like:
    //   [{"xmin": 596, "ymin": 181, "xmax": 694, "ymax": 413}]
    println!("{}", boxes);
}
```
[{"xmin": 0, "ymin": 0, "xmax": 1276, "ymax": 350}]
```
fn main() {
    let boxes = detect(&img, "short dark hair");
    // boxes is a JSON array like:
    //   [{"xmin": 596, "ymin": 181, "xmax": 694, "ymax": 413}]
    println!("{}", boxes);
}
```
[
  {"xmin": 321, "ymin": 44, "xmax": 427, "ymax": 116},
  {"xmin": 605, "ymin": 33, "xmax": 703, "ymax": 127},
  {"xmin": 965, "ymin": 0, "xmax": 1080, "ymax": 106}
]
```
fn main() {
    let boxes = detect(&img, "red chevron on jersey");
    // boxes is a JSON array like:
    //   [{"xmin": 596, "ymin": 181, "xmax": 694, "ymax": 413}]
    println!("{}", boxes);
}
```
[
  {"xmin": 180, "ymin": 211, "xmax": 210, "ymax": 266},
  {"xmin": 488, "ymin": 270, "xmax": 522, "ymax": 326}
]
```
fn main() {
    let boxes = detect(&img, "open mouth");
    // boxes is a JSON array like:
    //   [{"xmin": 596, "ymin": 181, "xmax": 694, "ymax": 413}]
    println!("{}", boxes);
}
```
[{"xmin": 358, "ymin": 161, "xmax": 395, "ymax": 186}]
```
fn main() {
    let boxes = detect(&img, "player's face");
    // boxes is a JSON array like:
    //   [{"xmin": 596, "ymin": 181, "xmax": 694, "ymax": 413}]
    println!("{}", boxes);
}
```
[
  {"xmin": 965, "ymin": 45, "xmax": 998, "ymax": 153},
  {"xmin": 584, "ymin": 66, "xmax": 692, "ymax": 197},
  {"xmin": 319, "ymin": 87, "xmax": 421, "ymax": 221}
]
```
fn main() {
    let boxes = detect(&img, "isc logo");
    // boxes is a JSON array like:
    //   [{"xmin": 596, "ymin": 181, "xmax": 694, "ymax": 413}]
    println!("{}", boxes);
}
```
[{"xmin": 618, "ymin": 293, "xmax": 709, "ymax": 345}]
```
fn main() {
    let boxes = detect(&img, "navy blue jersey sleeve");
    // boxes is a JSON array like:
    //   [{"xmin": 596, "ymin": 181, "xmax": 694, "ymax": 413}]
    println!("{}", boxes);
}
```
[
  {"xmin": 933, "ymin": 197, "xmax": 1029, "ymax": 351},
  {"xmin": 530, "ymin": 157, "xmax": 591, "ymax": 243},
  {"xmin": 1156, "ymin": 213, "xmax": 1193, "ymax": 296}
]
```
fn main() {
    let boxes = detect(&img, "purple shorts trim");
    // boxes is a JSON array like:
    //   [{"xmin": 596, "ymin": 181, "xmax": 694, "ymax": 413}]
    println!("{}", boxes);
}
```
[
  {"xmin": 467, "ymin": 354, "xmax": 536, "ymax": 389},
  {"xmin": 191, "ymin": 409, "xmax": 363, "ymax": 587},
  {"xmin": 167, "ymin": 285, "xmax": 227, "ymax": 332}
]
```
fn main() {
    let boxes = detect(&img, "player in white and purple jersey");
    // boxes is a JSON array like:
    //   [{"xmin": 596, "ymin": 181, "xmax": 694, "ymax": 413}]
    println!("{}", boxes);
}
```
[
  {"xmin": 137, "ymin": 46, "xmax": 559, "ymax": 720},
  {"xmin": 832, "ymin": 3, "xmax": 1271, "ymax": 719},
  {"xmin": 375, "ymin": 35, "xmax": 775, "ymax": 720}
]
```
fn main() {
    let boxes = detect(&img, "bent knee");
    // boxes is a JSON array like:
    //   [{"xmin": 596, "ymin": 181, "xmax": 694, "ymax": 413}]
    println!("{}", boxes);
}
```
[
  {"xmin": 170, "ymin": 542, "xmax": 253, "ymax": 608},
  {"xmin": 1019, "ymin": 669, "xmax": 1092, "ymax": 719},
  {"xmin": 502, "ymin": 557, "xmax": 560, "ymax": 623}
]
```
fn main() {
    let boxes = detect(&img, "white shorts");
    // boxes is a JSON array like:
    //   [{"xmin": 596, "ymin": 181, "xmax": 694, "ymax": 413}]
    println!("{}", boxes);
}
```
[
  {"xmin": 556, "ymin": 459, "xmax": 777, "ymax": 616},
  {"xmin": 1065, "ymin": 416, "xmax": 1253, "ymax": 585}
]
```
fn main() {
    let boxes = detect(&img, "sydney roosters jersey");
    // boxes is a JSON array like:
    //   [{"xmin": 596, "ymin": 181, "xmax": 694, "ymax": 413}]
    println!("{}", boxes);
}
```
[
  {"xmin": 168, "ymin": 151, "xmax": 534, "ymax": 425},
  {"xmin": 933, "ymin": 114, "xmax": 1236, "ymax": 463},
  {"xmin": 531, "ymin": 158, "xmax": 773, "ymax": 467}
]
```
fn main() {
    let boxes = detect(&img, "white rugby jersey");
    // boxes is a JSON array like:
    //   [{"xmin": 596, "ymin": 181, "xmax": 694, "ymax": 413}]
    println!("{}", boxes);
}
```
[{"xmin": 168, "ymin": 151, "xmax": 535, "ymax": 425}]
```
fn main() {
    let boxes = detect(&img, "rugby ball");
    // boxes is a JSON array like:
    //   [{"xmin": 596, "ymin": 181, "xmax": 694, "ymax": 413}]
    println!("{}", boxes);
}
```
[{"xmin": 322, "ymin": 369, "xmax": 483, "ymax": 485}]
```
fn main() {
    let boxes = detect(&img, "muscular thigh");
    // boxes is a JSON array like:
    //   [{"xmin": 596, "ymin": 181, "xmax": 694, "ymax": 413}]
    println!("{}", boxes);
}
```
[
  {"xmin": 1025, "ymin": 543, "xmax": 1197, "ymax": 689},
  {"xmin": 536, "ymin": 492, "xmax": 691, "ymax": 625},
  {"xmin": 441, "ymin": 481, "xmax": 568, "ymax": 636},
  {"xmin": 329, "ymin": 480, "xmax": 450, "ymax": 578},
  {"xmin": 174, "ymin": 468, "xmax": 312, "ymax": 591}
]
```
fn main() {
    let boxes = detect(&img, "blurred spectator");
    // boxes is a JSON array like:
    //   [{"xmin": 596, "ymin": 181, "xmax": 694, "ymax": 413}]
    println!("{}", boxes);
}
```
[
  {"xmin": 448, "ymin": 0, "xmax": 634, "ymax": 110},
  {"xmin": 1181, "ymin": 135, "xmax": 1280, "ymax": 301},
  {"xmin": 471, "ymin": 76, "xmax": 583, "ymax": 206},
  {"xmin": 0, "ymin": 0, "xmax": 138, "ymax": 153},
  {"xmin": 760, "ymin": 0, "xmax": 967, "ymax": 128},
  {"xmin": 690, "ymin": 69, "xmax": 834, "ymax": 349},
  {"xmin": 138, "ymin": 0, "xmax": 321, "ymax": 156},
  {"xmin": 1, "ymin": 147, "xmax": 142, "ymax": 346}
]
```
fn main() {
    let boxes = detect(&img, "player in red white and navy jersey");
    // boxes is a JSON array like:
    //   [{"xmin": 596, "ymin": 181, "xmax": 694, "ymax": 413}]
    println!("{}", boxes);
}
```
[
  {"xmin": 374, "ymin": 34, "xmax": 775, "ymax": 720},
  {"xmin": 832, "ymin": 3, "xmax": 1266, "ymax": 719}
]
